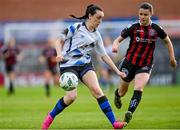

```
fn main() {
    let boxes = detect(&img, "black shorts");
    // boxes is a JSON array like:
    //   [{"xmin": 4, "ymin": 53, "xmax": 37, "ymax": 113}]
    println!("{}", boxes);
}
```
[
  {"xmin": 118, "ymin": 58, "xmax": 153, "ymax": 82},
  {"xmin": 60, "ymin": 63, "xmax": 95, "ymax": 82},
  {"xmin": 5, "ymin": 65, "xmax": 15, "ymax": 73},
  {"xmin": 47, "ymin": 66, "xmax": 57, "ymax": 75}
]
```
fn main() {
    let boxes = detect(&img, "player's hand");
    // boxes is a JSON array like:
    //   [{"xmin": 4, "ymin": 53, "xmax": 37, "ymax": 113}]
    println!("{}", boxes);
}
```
[
  {"xmin": 56, "ymin": 55, "xmax": 64, "ymax": 62},
  {"xmin": 170, "ymin": 59, "xmax": 177, "ymax": 69},
  {"xmin": 117, "ymin": 71, "xmax": 126, "ymax": 79},
  {"xmin": 51, "ymin": 57, "xmax": 57, "ymax": 63},
  {"xmin": 112, "ymin": 42, "xmax": 119, "ymax": 53}
]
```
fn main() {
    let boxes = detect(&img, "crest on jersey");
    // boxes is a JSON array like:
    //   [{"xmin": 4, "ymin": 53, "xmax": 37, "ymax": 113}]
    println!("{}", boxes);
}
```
[
  {"xmin": 122, "ymin": 68, "xmax": 129, "ymax": 76},
  {"xmin": 135, "ymin": 37, "xmax": 140, "ymax": 42},
  {"xmin": 149, "ymin": 29, "xmax": 155, "ymax": 36}
]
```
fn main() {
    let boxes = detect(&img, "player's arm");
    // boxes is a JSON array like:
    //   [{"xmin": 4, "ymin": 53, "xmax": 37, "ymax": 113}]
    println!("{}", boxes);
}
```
[
  {"xmin": 16, "ymin": 48, "xmax": 24, "ymax": 62},
  {"xmin": 55, "ymin": 23, "xmax": 80, "ymax": 62},
  {"xmin": 0, "ymin": 47, "xmax": 4, "ymax": 59},
  {"xmin": 55, "ymin": 25, "xmax": 72, "ymax": 62},
  {"xmin": 163, "ymin": 36, "xmax": 177, "ymax": 69},
  {"xmin": 112, "ymin": 36, "xmax": 125, "ymax": 53},
  {"xmin": 39, "ymin": 48, "xmax": 47, "ymax": 63},
  {"xmin": 112, "ymin": 25, "xmax": 132, "ymax": 53},
  {"xmin": 156, "ymin": 24, "xmax": 177, "ymax": 69},
  {"xmin": 55, "ymin": 38, "xmax": 64, "ymax": 62},
  {"xmin": 101, "ymin": 55, "xmax": 126, "ymax": 78},
  {"xmin": 95, "ymin": 33, "xmax": 126, "ymax": 78},
  {"xmin": 0, "ymin": 46, "xmax": 8, "ymax": 59},
  {"xmin": 17, "ymin": 52, "xmax": 23, "ymax": 62}
]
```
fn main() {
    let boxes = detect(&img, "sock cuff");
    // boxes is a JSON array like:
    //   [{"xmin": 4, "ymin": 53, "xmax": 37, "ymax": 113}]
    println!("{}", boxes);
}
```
[
  {"xmin": 97, "ymin": 96, "xmax": 107, "ymax": 104},
  {"xmin": 133, "ymin": 90, "xmax": 142, "ymax": 100},
  {"xmin": 134, "ymin": 90, "xmax": 142, "ymax": 95},
  {"xmin": 60, "ymin": 97, "xmax": 68, "ymax": 108}
]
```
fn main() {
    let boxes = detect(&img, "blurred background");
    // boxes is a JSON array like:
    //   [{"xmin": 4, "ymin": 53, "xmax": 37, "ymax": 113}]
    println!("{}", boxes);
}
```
[{"xmin": 0, "ymin": 0, "xmax": 179, "ymax": 87}]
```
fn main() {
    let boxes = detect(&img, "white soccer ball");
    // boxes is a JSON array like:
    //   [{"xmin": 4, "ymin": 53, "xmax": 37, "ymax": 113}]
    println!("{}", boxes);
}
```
[{"xmin": 59, "ymin": 72, "xmax": 78, "ymax": 91}]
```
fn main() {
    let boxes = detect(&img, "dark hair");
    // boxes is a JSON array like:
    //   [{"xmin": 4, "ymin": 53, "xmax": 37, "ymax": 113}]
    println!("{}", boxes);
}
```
[
  {"xmin": 139, "ymin": 2, "xmax": 153, "ymax": 14},
  {"xmin": 70, "ymin": 4, "xmax": 103, "ymax": 20}
]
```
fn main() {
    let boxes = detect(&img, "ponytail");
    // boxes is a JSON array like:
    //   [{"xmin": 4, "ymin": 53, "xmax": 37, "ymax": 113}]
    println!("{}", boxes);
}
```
[
  {"xmin": 69, "ymin": 14, "xmax": 87, "ymax": 20},
  {"xmin": 69, "ymin": 4, "xmax": 102, "ymax": 20}
]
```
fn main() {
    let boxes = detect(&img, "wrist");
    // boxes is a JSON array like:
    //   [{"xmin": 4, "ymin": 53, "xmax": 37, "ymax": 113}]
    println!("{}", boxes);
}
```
[{"xmin": 170, "ymin": 57, "xmax": 175, "ymax": 61}]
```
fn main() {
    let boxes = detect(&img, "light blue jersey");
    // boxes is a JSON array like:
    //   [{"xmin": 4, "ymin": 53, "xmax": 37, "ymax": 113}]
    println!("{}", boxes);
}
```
[{"xmin": 59, "ymin": 22, "xmax": 107, "ymax": 67}]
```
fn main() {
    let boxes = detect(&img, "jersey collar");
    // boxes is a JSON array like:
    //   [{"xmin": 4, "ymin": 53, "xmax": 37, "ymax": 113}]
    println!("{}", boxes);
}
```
[{"xmin": 139, "ymin": 20, "xmax": 152, "ymax": 26}]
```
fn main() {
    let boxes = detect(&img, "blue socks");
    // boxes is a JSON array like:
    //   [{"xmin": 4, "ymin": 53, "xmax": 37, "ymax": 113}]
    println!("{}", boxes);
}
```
[
  {"xmin": 50, "ymin": 96, "xmax": 116, "ymax": 125},
  {"xmin": 97, "ymin": 96, "xmax": 116, "ymax": 125},
  {"xmin": 50, "ymin": 97, "xmax": 68, "ymax": 118}
]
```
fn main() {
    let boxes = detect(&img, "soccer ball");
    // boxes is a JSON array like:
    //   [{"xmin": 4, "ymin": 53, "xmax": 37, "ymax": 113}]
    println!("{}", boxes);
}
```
[{"xmin": 59, "ymin": 72, "xmax": 78, "ymax": 91}]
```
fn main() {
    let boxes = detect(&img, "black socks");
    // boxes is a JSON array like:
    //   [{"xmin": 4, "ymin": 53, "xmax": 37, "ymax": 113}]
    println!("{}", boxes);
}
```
[{"xmin": 128, "ymin": 90, "xmax": 142, "ymax": 113}]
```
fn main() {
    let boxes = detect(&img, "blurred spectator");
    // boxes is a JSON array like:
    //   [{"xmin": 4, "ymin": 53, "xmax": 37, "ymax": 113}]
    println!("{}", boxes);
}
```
[
  {"xmin": 39, "ymin": 38, "xmax": 59, "ymax": 97},
  {"xmin": 0, "ymin": 38, "xmax": 21, "ymax": 95},
  {"xmin": 0, "ymin": 41, "xmax": 4, "ymax": 86}
]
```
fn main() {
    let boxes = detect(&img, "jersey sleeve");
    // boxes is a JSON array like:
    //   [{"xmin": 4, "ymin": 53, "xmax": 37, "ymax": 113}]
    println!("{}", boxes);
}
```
[
  {"xmin": 121, "ymin": 24, "xmax": 132, "ymax": 38},
  {"xmin": 0, "ymin": 46, "xmax": 7, "ymax": 54},
  {"xmin": 59, "ymin": 22, "xmax": 81, "ymax": 41},
  {"xmin": 94, "ymin": 32, "xmax": 107, "ymax": 56},
  {"xmin": 156, "ymin": 25, "xmax": 167, "ymax": 39}
]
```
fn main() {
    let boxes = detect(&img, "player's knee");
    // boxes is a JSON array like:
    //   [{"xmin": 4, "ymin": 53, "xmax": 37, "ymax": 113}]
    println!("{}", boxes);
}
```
[
  {"xmin": 66, "ymin": 93, "xmax": 77, "ymax": 102},
  {"xmin": 92, "ymin": 87, "xmax": 104, "ymax": 98},
  {"xmin": 134, "ymin": 86, "xmax": 144, "ymax": 91}
]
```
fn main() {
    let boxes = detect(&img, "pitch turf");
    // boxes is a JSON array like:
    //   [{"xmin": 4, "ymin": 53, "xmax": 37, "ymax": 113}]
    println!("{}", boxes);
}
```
[{"xmin": 0, "ymin": 84, "xmax": 180, "ymax": 129}]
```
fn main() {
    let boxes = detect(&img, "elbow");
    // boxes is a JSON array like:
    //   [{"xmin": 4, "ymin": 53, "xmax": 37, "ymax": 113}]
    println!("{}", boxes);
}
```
[{"xmin": 55, "ymin": 39, "xmax": 64, "ymax": 47}]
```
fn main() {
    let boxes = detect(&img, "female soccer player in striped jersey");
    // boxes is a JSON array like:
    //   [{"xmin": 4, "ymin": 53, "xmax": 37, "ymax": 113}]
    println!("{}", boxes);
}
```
[
  {"xmin": 112, "ymin": 2, "xmax": 177, "ymax": 124},
  {"xmin": 0, "ymin": 38, "xmax": 20, "ymax": 95},
  {"xmin": 39, "ymin": 38, "xmax": 59, "ymax": 97},
  {"xmin": 42, "ymin": 4, "xmax": 127, "ymax": 129}
]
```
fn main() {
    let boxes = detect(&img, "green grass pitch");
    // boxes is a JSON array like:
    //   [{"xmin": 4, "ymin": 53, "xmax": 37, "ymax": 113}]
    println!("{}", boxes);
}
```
[{"xmin": 0, "ymin": 84, "xmax": 180, "ymax": 129}]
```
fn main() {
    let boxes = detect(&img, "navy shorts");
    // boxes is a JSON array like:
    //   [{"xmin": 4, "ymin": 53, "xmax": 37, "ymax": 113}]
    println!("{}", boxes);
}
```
[
  {"xmin": 60, "ymin": 63, "xmax": 95, "ymax": 82},
  {"xmin": 118, "ymin": 58, "xmax": 153, "ymax": 82}
]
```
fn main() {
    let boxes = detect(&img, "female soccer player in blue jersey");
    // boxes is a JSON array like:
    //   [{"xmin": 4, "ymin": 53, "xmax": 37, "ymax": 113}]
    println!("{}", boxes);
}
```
[
  {"xmin": 42, "ymin": 4, "xmax": 127, "ymax": 129},
  {"xmin": 112, "ymin": 2, "xmax": 177, "ymax": 124}
]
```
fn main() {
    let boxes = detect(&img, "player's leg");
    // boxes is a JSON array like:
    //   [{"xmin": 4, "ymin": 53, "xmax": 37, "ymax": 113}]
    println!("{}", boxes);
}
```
[
  {"xmin": 52, "ymin": 67, "xmax": 59, "ymax": 87},
  {"xmin": 44, "ymin": 70, "xmax": 51, "ymax": 97},
  {"xmin": 53, "ymin": 73, "xmax": 59, "ymax": 87},
  {"xmin": 125, "ymin": 72, "xmax": 150, "ymax": 123},
  {"xmin": 114, "ymin": 58, "xmax": 134, "ymax": 109},
  {"xmin": 114, "ymin": 79, "xmax": 129, "ymax": 109},
  {"xmin": 82, "ymin": 70, "xmax": 126, "ymax": 129},
  {"xmin": 42, "ymin": 69, "xmax": 78, "ymax": 129},
  {"xmin": 6, "ymin": 66, "xmax": 15, "ymax": 95},
  {"xmin": 42, "ymin": 87, "xmax": 77, "ymax": 129},
  {"xmin": 51, "ymin": 89, "xmax": 77, "ymax": 117},
  {"xmin": 8, "ymin": 71, "xmax": 15, "ymax": 95}
]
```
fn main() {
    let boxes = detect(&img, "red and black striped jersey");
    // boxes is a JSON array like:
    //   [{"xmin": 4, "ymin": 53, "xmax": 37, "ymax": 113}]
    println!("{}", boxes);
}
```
[
  {"xmin": 42, "ymin": 47, "xmax": 57, "ymax": 68},
  {"xmin": 121, "ymin": 22, "xmax": 167, "ymax": 67},
  {"xmin": 0, "ymin": 46, "xmax": 20, "ymax": 66}
]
